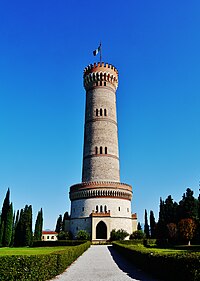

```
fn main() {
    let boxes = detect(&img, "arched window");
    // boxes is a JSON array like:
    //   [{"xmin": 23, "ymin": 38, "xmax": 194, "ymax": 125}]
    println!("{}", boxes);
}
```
[
  {"xmin": 105, "ymin": 147, "xmax": 107, "ymax": 154},
  {"xmin": 100, "ymin": 108, "xmax": 103, "ymax": 116},
  {"xmin": 96, "ymin": 109, "xmax": 98, "ymax": 116},
  {"xmin": 95, "ymin": 146, "xmax": 98, "ymax": 154},
  {"xmin": 100, "ymin": 205, "xmax": 103, "ymax": 212},
  {"xmin": 100, "ymin": 146, "xmax": 103, "ymax": 154},
  {"xmin": 104, "ymin": 206, "xmax": 107, "ymax": 213},
  {"xmin": 96, "ymin": 205, "xmax": 98, "ymax": 213},
  {"xmin": 104, "ymin": 109, "xmax": 107, "ymax": 116}
]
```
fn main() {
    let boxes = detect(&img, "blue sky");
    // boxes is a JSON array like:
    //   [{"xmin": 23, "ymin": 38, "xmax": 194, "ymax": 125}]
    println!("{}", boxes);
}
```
[{"xmin": 0, "ymin": 0, "xmax": 199, "ymax": 230}]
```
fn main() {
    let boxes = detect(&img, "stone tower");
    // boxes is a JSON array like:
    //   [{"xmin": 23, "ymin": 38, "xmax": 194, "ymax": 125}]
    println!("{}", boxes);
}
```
[{"xmin": 69, "ymin": 62, "xmax": 137, "ymax": 240}]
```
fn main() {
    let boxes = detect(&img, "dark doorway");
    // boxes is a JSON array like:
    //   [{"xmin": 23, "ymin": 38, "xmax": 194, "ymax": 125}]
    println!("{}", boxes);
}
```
[{"xmin": 96, "ymin": 221, "xmax": 107, "ymax": 239}]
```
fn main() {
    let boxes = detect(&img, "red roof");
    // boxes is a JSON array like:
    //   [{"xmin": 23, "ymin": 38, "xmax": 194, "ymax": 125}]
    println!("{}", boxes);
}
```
[{"xmin": 42, "ymin": 231, "xmax": 58, "ymax": 235}]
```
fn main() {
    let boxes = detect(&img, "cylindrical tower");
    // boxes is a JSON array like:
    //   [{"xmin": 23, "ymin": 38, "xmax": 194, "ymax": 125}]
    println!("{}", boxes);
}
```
[
  {"xmin": 82, "ymin": 62, "xmax": 119, "ymax": 182},
  {"xmin": 69, "ymin": 62, "xmax": 137, "ymax": 240}
]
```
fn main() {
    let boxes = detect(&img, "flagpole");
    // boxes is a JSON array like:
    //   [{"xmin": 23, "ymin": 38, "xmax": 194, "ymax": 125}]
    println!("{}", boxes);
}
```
[{"xmin": 100, "ymin": 41, "xmax": 102, "ymax": 63}]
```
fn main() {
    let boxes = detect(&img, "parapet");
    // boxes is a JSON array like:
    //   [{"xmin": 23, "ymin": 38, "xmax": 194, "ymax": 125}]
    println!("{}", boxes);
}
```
[{"xmin": 83, "ymin": 62, "xmax": 118, "ymax": 91}]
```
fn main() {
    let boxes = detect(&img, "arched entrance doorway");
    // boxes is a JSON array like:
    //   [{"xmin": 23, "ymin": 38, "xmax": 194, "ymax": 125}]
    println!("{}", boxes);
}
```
[{"xmin": 96, "ymin": 221, "xmax": 107, "ymax": 239}]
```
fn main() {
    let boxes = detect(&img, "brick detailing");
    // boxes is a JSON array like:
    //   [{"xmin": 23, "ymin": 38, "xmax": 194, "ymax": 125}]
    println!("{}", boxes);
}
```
[{"xmin": 82, "ymin": 63, "xmax": 120, "ymax": 182}]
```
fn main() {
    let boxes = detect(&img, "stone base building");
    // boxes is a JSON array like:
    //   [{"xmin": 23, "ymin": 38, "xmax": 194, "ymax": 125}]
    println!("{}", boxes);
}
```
[{"xmin": 66, "ymin": 62, "xmax": 137, "ymax": 240}]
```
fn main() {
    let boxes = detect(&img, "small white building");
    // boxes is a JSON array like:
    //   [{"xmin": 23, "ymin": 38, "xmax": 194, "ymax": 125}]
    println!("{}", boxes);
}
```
[{"xmin": 42, "ymin": 231, "xmax": 58, "ymax": 241}]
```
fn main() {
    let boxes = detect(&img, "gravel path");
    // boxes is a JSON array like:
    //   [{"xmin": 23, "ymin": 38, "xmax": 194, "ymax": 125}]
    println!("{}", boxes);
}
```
[{"xmin": 49, "ymin": 245, "xmax": 161, "ymax": 281}]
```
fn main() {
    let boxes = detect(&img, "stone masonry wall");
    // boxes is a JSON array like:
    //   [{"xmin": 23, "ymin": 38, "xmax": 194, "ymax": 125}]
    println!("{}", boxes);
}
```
[{"xmin": 82, "ymin": 85, "xmax": 120, "ymax": 182}]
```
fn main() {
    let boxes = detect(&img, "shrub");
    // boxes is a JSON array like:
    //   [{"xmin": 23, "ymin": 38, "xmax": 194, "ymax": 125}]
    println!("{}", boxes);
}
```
[
  {"xmin": 32, "ymin": 240, "xmax": 85, "ymax": 247},
  {"xmin": 0, "ymin": 241, "xmax": 90, "ymax": 281},
  {"xmin": 76, "ymin": 230, "xmax": 90, "ymax": 240},
  {"xmin": 57, "ymin": 231, "xmax": 72, "ymax": 240},
  {"xmin": 110, "ymin": 229, "xmax": 129, "ymax": 241},
  {"xmin": 113, "ymin": 242, "xmax": 200, "ymax": 281},
  {"xmin": 130, "ymin": 230, "xmax": 146, "ymax": 239}
]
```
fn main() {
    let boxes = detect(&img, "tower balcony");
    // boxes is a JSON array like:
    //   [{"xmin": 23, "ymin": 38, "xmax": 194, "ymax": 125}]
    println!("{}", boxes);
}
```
[{"xmin": 69, "ymin": 181, "xmax": 132, "ymax": 201}]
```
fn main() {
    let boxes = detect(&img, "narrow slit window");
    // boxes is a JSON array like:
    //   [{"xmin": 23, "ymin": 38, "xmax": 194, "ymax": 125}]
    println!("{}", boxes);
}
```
[
  {"xmin": 100, "ymin": 205, "xmax": 103, "ymax": 212},
  {"xmin": 96, "ymin": 109, "xmax": 98, "ymax": 116},
  {"xmin": 95, "ymin": 146, "xmax": 98, "ymax": 154},
  {"xmin": 105, "ymin": 147, "xmax": 107, "ymax": 154},
  {"xmin": 104, "ymin": 81, "xmax": 106, "ymax": 86},
  {"xmin": 100, "ymin": 146, "xmax": 103, "ymax": 154},
  {"xmin": 96, "ymin": 205, "xmax": 98, "ymax": 212},
  {"xmin": 105, "ymin": 206, "xmax": 107, "ymax": 213},
  {"xmin": 100, "ymin": 81, "xmax": 102, "ymax": 86},
  {"xmin": 104, "ymin": 109, "xmax": 107, "ymax": 116},
  {"xmin": 100, "ymin": 108, "xmax": 103, "ymax": 116},
  {"xmin": 118, "ymin": 207, "xmax": 120, "ymax": 211}
]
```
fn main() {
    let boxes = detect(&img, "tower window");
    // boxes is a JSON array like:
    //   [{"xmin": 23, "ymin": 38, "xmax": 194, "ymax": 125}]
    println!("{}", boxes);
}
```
[
  {"xmin": 105, "ymin": 205, "xmax": 107, "ymax": 213},
  {"xmin": 127, "ymin": 208, "xmax": 129, "ymax": 212},
  {"xmin": 105, "ymin": 147, "xmax": 107, "ymax": 154},
  {"xmin": 100, "ymin": 108, "xmax": 103, "ymax": 116},
  {"xmin": 96, "ymin": 205, "xmax": 98, "ymax": 212},
  {"xmin": 100, "ymin": 81, "xmax": 102, "ymax": 86},
  {"xmin": 118, "ymin": 207, "xmax": 120, "ymax": 211},
  {"xmin": 104, "ymin": 109, "xmax": 107, "ymax": 116},
  {"xmin": 100, "ymin": 146, "xmax": 103, "ymax": 154},
  {"xmin": 96, "ymin": 109, "xmax": 98, "ymax": 116},
  {"xmin": 104, "ymin": 82, "xmax": 106, "ymax": 86},
  {"xmin": 95, "ymin": 146, "xmax": 98, "ymax": 154},
  {"xmin": 100, "ymin": 205, "xmax": 103, "ymax": 212},
  {"xmin": 82, "ymin": 207, "xmax": 84, "ymax": 211}
]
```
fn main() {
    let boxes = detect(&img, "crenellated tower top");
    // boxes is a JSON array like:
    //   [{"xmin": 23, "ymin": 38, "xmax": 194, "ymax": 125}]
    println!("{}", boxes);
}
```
[{"xmin": 83, "ymin": 62, "xmax": 118, "ymax": 91}]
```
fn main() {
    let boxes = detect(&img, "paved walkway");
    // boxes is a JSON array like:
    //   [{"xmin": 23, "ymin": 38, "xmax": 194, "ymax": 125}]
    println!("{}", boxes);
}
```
[{"xmin": 50, "ymin": 245, "xmax": 161, "ymax": 281}]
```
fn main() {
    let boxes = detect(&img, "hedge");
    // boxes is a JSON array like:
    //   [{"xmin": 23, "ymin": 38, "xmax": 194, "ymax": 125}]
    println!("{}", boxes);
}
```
[
  {"xmin": 32, "ymin": 240, "xmax": 87, "ymax": 247},
  {"xmin": 113, "ymin": 242, "xmax": 200, "ymax": 281},
  {"xmin": 0, "ymin": 241, "xmax": 90, "ymax": 281}
]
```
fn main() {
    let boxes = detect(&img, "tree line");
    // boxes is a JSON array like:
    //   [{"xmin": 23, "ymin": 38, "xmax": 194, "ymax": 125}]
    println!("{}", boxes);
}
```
[
  {"xmin": 0, "ymin": 188, "xmax": 43, "ymax": 247},
  {"xmin": 143, "ymin": 187, "xmax": 200, "ymax": 244}
]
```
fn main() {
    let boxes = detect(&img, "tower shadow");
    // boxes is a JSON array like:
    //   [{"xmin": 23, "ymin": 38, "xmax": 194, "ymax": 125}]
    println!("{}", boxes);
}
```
[{"xmin": 107, "ymin": 246, "xmax": 162, "ymax": 281}]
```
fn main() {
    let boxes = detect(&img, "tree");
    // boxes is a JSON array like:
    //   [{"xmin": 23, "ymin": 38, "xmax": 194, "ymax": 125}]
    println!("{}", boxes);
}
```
[
  {"xmin": 76, "ymin": 230, "xmax": 90, "ymax": 240},
  {"xmin": 167, "ymin": 223, "xmax": 177, "ymax": 243},
  {"xmin": 137, "ymin": 222, "xmax": 142, "ymax": 231},
  {"xmin": 62, "ymin": 212, "xmax": 70, "ymax": 231},
  {"xmin": 55, "ymin": 215, "xmax": 62, "ymax": 233},
  {"xmin": 178, "ymin": 218, "xmax": 196, "ymax": 245},
  {"xmin": 34, "ymin": 208, "xmax": 43, "ymax": 241},
  {"xmin": 178, "ymin": 188, "xmax": 198, "ymax": 221},
  {"xmin": 144, "ymin": 209, "xmax": 150, "ymax": 238},
  {"xmin": 3, "ymin": 203, "xmax": 13, "ymax": 247},
  {"xmin": 150, "ymin": 210, "xmax": 156, "ymax": 238}
]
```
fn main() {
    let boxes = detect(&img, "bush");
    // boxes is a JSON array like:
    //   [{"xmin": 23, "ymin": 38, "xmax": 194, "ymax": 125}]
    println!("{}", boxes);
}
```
[
  {"xmin": 57, "ymin": 231, "xmax": 72, "ymax": 240},
  {"xmin": 130, "ymin": 230, "xmax": 146, "ymax": 239},
  {"xmin": 110, "ymin": 229, "xmax": 129, "ymax": 241},
  {"xmin": 113, "ymin": 242, "xmax": 200, "ymax": 281},
  {"xmin": 0, "ymin": 241, "xmax": 90, "ymax": 281},
  {"xmin": 76, "ymin": 230, "xmax": 90, "ymax": 240},
  {"xmin": 32, "ymin": 240, "xmax": 86, "ymax": 247}
]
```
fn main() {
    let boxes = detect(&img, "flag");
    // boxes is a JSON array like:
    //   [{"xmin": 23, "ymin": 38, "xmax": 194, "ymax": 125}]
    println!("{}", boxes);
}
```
[{"xmin": 93, "ymin": 44, "xmax": 101, "ymax": 56}]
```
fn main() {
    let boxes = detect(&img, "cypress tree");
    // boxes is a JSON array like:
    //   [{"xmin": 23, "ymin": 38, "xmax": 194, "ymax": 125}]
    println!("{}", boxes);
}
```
[
  {"xmin": 144, "ymin": 209, "xmax": 150, "ymax": 238},
  {"xmin": 55, "ymin": 215, "xmax": 62, "ymax": 233},
  {"xmin": 150, "ymin": 210, "xmax": 156, "ymax": 238},
  {"xmin": 137, "ymin": 222, "xmax": 142, "ymax": 231},
  {"xmin": 34, "ymin": 208, "xmax": 43, "ymax": 241},
  {"xmin": 3, "ymin": 203, "xmax": 13, "ymax": 247},
  {"xmin": 1, "ymin": 188, "xmax": 10, "ymax": 223},
  {"xmin": 0, "ymin": 220, "xmax": 4, "ymax": 247}
]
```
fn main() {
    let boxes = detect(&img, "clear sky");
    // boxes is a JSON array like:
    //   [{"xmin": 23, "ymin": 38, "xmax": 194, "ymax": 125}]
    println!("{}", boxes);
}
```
[{"xmin": 0, "ymin": 0, "xmax": 199, "ymax": 230}]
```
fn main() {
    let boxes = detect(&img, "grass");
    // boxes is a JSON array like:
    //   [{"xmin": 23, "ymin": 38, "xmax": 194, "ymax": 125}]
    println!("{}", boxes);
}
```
[{"xmin": 0, "ymin": 246, "xmax": 70, "ymax": 256}]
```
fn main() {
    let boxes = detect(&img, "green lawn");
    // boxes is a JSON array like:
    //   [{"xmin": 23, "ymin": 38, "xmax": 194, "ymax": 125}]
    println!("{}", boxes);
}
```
[{"xmin": 0, "ymin": 246, "xmax": 70, "ymax": 256}]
